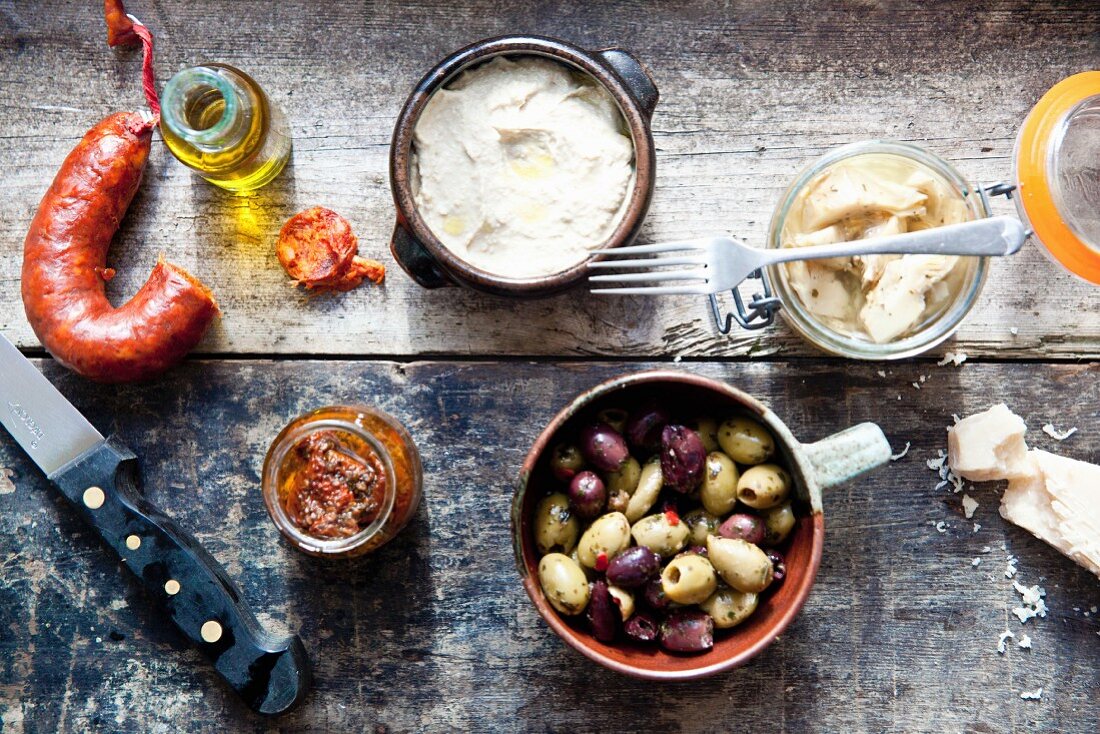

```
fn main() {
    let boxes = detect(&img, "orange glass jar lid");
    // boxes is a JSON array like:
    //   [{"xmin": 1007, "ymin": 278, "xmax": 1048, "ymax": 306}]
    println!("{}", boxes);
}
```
[{"xmin": 1015, "ymin": 71, "xmax": 1100, "ymax": 284}]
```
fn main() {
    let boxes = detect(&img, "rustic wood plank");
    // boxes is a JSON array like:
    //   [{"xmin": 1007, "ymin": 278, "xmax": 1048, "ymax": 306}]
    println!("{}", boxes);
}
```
[
  {"xmin": 0, "ymin": 359, "xmax": 1097, "ymax": 732},
  {"xmin": 1, "ymin": 0, "xmax": 1098, "ymax": 359}
]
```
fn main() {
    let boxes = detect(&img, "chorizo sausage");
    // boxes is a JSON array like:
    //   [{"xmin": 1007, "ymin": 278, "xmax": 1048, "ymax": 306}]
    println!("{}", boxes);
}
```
[
  {"xmin": 21, "ymin": 111, "xmax": 219, "ymax": 383},
  {"xmin": 276, "ymin": 206, "xmax": 385, "ymax": 291}
]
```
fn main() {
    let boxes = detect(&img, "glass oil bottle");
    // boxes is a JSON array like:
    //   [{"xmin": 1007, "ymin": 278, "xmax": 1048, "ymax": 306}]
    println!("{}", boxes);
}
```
[{"xmin": 160, "ymin": 63, "xmax": 291, "ymax": 192}]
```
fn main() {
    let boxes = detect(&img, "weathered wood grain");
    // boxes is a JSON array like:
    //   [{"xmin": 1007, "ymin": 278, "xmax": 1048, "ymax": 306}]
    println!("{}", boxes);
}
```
[
  {"xmin": 0, "ymin": 359, "xmax": 1097, "ymax": 733},
  {"xmin": 1, "ymin": 1, "xmax": 1098, "ymax": 359}
]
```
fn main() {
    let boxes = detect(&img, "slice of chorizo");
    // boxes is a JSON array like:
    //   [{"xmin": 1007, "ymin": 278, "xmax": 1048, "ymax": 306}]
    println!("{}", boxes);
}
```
[
  {"xmin": 21, "ymin": 111, "xmax": 219, "ymax": 383},
  {"xmin": 276, "ymin": 206, "xmax": 385, "ymax": 291}
]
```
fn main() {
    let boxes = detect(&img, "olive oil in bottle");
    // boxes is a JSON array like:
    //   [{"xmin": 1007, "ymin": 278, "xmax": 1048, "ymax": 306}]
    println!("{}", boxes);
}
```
[{"xmin": 160, "ymin": 63, "xmax": 291, "ymax": 192}]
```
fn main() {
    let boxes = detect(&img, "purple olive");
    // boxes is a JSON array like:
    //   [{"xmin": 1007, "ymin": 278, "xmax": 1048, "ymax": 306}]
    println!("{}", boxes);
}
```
[
  {"xmin": 718, "ymin": 513, "xmax": 767, "ymax": 544},
  {"xmin": 579, "ymin": 422, "xmax": 629, "ymax": 473},
  {"xmin": 643, "ymin": 576, "xmax": 673, "ymax": 611},
  {"xmin": 766, "ymin": 549, "xmax": 787, "ymax": 583},
  {"xmin": 659, "ymin": 610, "xmax": 714, "ymax": 653},
  {"xmin": 568, "ymin": 471, "xmax": 607, "ymax": 519},
  {"xmin": 587, "ymin": 580, "xmax": 619, "ymax": 643},
  {"xmin": 624, "ymin": 610, "xmax": 660, "ymax": 642},
  {"xmin": 625, "ymin": 404, "xmax": 670, "ymax": 451},
  {"xmin": 606, "ymin": 546, "xmax": 662, "ymax": 588},
  {"xmin": 675, "ymin": 545, "xmax": 708, "ymax": 559},
  {"xmin": 550, "ymin": 443, "xmax": 585, "ymax": 482},
  {"xmin": 660, "ymin": 425, "xmax": 706, "ymax": 493}
]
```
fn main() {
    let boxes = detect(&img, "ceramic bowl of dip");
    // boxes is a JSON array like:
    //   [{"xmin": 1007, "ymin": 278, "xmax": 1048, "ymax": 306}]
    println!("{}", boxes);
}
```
[
  {"xmin": 389, "ymin": 35, "xmax": 659, "ymax": 298},
  {"xmin": 512, "ymin": 370, "xmax": 891, "ymax": 679}
]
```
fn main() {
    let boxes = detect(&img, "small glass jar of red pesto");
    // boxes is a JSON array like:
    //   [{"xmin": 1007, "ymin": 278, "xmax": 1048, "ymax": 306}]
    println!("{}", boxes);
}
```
[{"xmin": 262, "ymin": 406, "xmax": 422, "ymax": 558}]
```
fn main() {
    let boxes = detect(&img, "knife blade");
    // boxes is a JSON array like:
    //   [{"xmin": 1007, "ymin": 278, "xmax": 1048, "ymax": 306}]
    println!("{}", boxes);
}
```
[
  {"xmin": 0, "ymin": 335, "xmax": 104, "ymax": 476},
  {"xmin": 0, "ymin": 334, "xmax": 310, "ymax": 714}
]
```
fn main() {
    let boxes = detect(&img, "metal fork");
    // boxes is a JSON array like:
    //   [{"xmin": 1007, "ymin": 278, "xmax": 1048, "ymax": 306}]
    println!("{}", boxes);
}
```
[{"xmin": 588, "ymin": 215, "xmax": 1028, "ymax": 295}]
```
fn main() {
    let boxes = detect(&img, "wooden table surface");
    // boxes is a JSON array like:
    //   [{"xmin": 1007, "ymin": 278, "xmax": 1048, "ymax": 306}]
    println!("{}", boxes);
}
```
[{"xmin": 0, "ymin": 1, "xmax": 1098, "ymax": 732}]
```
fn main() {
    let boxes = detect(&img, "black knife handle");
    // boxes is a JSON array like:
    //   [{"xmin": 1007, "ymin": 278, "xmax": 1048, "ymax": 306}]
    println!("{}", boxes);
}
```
[{"xmin": 48, "ymin": 436, "xmax": 311, "ymax": 715}]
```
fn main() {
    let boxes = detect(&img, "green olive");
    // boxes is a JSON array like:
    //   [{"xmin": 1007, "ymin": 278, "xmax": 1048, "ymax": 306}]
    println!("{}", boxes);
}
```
[
  {"xmin": 717, "ymin": 417, "xmax": 775, "ymax": 465},
  {"xmin": 550, "ymin": 443, "xmax": 585, "ymax": 482},
  {"xmin": 607, "ymin": 456, "xmax": 642, "ymax": 497},
  {"xmin": 762, "ymin": 500, "xmax": 796, "ymax": 546},
  {"xmin": 700, "ymin": 451, "xmax": 739, "ymax": 515},
  {"xmin": 692, "ymin": 417, "xmax": 721, "ymax": 453},
  {"xmin": 736, "ymin": 463, "xmax": 791, "ymax": 509},
  {"xmin": 682, "ymin": 508, "xmax": 721, "ymax": 546},
  {"xmin": 700, "ymin": 587, "xmax": 759, "ymax": 629},
  {"xmin": 597, "ymin": 408, "xmax": 629, "ymax": 434},
  {"xmin": 661, "ymin": 555, "xmax": 718, "ymax": 605},
  {"xmin": 630, "ymin": 513, "xmax": 690, "ymax": 557},
  {"xmin": 706, "ymin": 536, "xmax": 774, "ymax": 593},
  {"xmin": 538, "ymin": 553, "xmax": 590, "ymax": 615},
  {"xmin": 576, "ymin": 512, "xmax": 631, "ymax": 568},
  {"xmin": 534, "ymin": 493, "xmax": 579, "ymax": 555},
  {"xmin": 607, "ymin": 585, "xmax": 635, "ymax": 620},
  {"xmin": 625, "ymin": 458, "xmax": 662, "ymax": 522}
]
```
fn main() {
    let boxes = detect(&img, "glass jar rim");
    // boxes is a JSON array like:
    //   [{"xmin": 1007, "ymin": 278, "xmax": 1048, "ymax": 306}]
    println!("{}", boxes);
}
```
[
  {"xmin": 161, "ymin": 65, "xmax": 245, "ymax": 148},
  {"xmin": 765, "ymin": 140, "xmax": 991, "ymax": 360},
  {"xmin": 262, "ymin": 411, "xmax": 399, "ymax": 557}
]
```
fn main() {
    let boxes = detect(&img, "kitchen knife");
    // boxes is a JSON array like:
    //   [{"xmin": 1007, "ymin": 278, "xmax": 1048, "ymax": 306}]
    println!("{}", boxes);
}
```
[{"xmin": 0, "ymin": 334, "xmax": 310, "ymax": 715}]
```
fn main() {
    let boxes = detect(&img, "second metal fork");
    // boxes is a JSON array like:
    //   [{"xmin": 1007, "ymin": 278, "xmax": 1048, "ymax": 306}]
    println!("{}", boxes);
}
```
[{"xmin": 588, "ymin": 215, "xmax": 1028, "ymax": 295}]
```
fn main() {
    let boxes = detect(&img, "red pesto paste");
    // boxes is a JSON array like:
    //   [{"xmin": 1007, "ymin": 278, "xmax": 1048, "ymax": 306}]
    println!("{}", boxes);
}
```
[{"xmin": 281, "ymin": 430, "xmax": 387, "ymax": 539}]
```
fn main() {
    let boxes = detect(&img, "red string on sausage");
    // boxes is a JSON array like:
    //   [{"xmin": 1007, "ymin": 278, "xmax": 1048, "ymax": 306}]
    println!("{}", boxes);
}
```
[
  {"xmin": 128, "ymin": 19, "xmax": 161, "ymax": 120},
  {"xmin": 103, "ymin": 1, "xmax": 160, "ymax": 126}
]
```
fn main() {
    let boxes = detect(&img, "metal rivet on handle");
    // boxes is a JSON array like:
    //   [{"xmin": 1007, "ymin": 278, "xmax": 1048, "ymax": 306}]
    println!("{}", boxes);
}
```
[
  {"xmin": 200, "ymin": 620, "xmax": 223, "ymax": 643},
  {"xmin": 125, "ymin": 535, "xmax": 141, "ymax": 550},
  {"xmin": 164, "ymin": 579, "xmax": 180, "ymax": 595},
  {"xmin": 83, "ymin": 486, "xmax": 105, "ymax": 509}
]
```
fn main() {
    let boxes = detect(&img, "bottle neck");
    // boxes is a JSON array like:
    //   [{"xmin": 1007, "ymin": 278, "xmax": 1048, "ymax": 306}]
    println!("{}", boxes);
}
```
[{"xmin": 161, "ymin": 65, "xmax": 251, "ymax": 153}]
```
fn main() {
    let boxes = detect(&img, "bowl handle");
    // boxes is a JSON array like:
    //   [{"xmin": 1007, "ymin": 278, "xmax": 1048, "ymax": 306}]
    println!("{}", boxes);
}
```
[
  {"xmin": 801, "ymin": 422, "xmax": 892, "ymax": 492},
  {"xmin": 597, "ymin": 48, "xmax": 659, "ymax": 118},
  {"xmin": 390, "ymin": 222, "xmax": 453, "ymax": 289}
]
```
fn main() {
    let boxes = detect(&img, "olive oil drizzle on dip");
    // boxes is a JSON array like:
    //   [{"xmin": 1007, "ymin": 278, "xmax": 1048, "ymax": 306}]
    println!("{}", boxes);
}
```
[{"xmin": 412, "ymin": 56, "xmax": 635, "ymax": 279}]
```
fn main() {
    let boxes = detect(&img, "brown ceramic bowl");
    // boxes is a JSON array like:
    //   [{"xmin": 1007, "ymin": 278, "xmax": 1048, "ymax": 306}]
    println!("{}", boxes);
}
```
[
  {"xmin": 389, "ymin": 35, "xmax": 659, "ymax": 298},
  {"xmin": 512, "ymin": 370, "xmax": 890, "ymax": 679}
]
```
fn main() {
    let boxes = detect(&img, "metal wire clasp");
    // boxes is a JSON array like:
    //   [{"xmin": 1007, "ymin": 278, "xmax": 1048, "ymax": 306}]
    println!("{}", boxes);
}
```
[
  {"xmin": 708, "ymin": 269, "xmax": 782, "ymax": 334},
  {"xmin": 975, "ymin": 182, "xmax": 1017, "ymax": 215}
]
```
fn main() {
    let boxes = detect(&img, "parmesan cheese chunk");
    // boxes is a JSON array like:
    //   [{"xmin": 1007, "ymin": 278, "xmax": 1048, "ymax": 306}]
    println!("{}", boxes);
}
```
[
  {"xmin": 1000, "ymin": 450, "xmax": 1100, "ymax": 579},
  {"xmin": 947, "ymin": 404, "xmax": 1033, "ymax": 482}
]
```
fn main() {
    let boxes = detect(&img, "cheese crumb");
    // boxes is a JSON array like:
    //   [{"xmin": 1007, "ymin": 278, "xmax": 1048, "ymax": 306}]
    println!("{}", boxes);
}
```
[
  {"xmin": 973, "ymin": 523, "xmax": 981, "ymax": 533},
  {"xmin": 890, "ymin": 442, "xmax": 911, "ymax": 461},
  {"xmin": 971, "ymin": 557, "xmax": 981, "ymax": 567},
  {"xmin": 937, "ymin": 351, "xmax": 967, "ymax": 367},
  {"xmin": 962, "ymin": 494, "xmax": 978, "ymax": 519},
  {"xmin": 912, "ymin": 382, "xmax": 921, "ymax": 390},
  {"xmin": 876, "ymin": 369, "xmax": 886, "ymax": 378},
  {"xmin": 1005, "ymin": 556, "xmax": 1018, "ymax": 579},
  {"xmin": 1018, "ymin": 634, "xmax": 1032, "ymax": 649},
  {"xmin": 1010, "ymin": 326, "xmax": 1019, "ymax": 336},
  {"xmin": 1041, "ymin": 423, "xmax": 1077, "ymax": 441},
  {"xmin": 1019, "ymin": 687, "xmax": 1043, "ymax": 700},
  {"xmin": 935, "ymin": 521, "xmax": 948, "ymax": 533},
  {"xmin": 1011, "ymin": 581, "xmax": 1048, "ymax": 623},
  {"xmin": 997, "ymin": 629, "xmax": 1015, "ymax": 653}
]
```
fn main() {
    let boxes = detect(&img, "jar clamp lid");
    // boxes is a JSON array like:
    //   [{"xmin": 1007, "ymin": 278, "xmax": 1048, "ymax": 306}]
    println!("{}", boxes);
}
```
[{"xmin": 1014, "ymin": 71, "xmax": 1100, "ymax": 284}]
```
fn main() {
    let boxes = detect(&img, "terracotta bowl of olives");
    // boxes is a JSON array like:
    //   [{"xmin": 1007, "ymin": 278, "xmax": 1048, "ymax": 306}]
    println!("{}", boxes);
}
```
[{"xmin": 512, "ymin": 370, "xmax": 891, "ymax": 680}]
